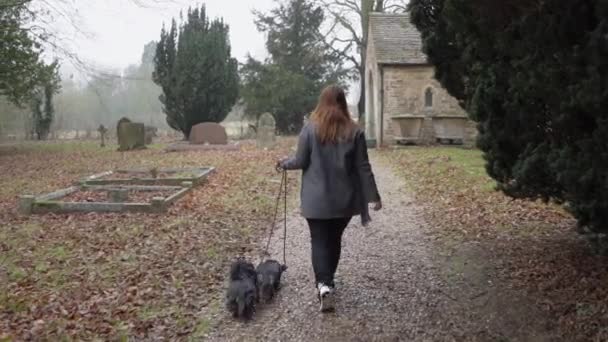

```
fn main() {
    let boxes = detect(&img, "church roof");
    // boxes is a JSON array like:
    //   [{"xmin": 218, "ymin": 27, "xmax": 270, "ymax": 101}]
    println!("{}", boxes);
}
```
[{"xmin": 368, "ymin": 13, "xmax": 428, "ymax": 65}]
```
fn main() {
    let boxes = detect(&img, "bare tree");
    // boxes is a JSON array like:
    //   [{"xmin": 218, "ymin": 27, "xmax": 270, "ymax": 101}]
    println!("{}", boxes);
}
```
[
  {"xmin": 317, "ymin": 0, "xmax": 407, "ymax": 122},
  {"xmin": 2, "ymin": 0, "xmax": 181, "ymax": 78},
  {"xmin": 2, "ymin": 0, "xmax": 181, "ymax": 113}
]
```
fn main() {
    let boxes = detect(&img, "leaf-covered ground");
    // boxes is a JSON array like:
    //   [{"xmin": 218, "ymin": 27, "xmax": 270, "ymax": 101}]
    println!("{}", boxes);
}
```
[
  {"xmin": 381, "ymin": 147, "xmax": 608, "ymax": 341},
  {"xmin": 0, "ymin": 140, "xmax": 296, "ymax": 341}
]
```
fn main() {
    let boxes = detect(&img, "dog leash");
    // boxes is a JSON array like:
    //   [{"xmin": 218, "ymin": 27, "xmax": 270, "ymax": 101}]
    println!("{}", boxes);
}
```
[{"xmin": 261, "ymin": 170, "xmax": 288, "ymax": 267}]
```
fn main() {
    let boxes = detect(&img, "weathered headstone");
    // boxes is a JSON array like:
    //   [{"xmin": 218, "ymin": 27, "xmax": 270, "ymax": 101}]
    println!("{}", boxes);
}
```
[
  {"xmin": 116, "ymin": 117, "xmax": 131, "ymax": 144},
  {"xmin": 145, "ymin": 126, "xmax": 158, "ymax": 145},
  {"xmin": 117, "ymin": 122, "xmax": 145, "ymax": 151},
  {"xmin": 257, "ymin": 113, "xmax": 276, "ymax": 149},
  {"xmin": 189, "ymin": 122, "xmax": 228, "ymax": 145},
  {"xmin": 117, "ymin": 117, "xmax": 131, "ymax": 129},
  {"xmin": 98, "ymin": 125, "xmax": 108, "ymax": 147}
]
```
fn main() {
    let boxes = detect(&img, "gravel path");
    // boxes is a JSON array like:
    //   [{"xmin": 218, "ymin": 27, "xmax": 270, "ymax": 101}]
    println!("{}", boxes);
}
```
[{"xmin": 205, "ymin": 153, "xmax": 555, "ymax": 341}]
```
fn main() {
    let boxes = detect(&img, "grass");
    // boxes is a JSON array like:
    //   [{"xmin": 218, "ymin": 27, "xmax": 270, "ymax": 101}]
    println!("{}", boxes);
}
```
[
  {"xmin": 0, "ymin": 139, "xmax": 297, "ymax": 341},
  {"xmin": 138, "ymin": 304, "xmax": 165, "ymax": 321},
  {"xmin": 191, "ymin": 318, "xmax": 212, "ymax": 339},
  {"xmin": 381, "ymin": 146, "xmax": 608, "ymax": 340},
  {"xmin": 382, "ymin": 146, "xmax": 570, "ymax": 240},
  {"xmin": 392, "ymin": 146, "xmax": 495, "ymax": 193}
]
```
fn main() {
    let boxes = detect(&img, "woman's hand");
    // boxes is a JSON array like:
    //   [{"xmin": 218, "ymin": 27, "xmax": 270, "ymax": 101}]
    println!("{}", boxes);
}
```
[
  {"xmin": 371, "ymin": 201, "xmax": 382, "ymax": 211},
  {"xmin": 276, "ymin": 158, "xmax": 286, "ymax": 172}
]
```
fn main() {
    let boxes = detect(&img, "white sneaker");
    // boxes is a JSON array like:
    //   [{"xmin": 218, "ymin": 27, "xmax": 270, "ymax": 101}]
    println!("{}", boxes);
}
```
[{"xmin": 317, "ymin": 283, "xmax": 335, "ymax": 312}]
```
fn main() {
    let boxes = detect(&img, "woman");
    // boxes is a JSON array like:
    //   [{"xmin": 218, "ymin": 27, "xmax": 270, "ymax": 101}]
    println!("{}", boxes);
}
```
[{"xmin": 278, "ymin": 85, "xmax": 382, "ymax": 312}]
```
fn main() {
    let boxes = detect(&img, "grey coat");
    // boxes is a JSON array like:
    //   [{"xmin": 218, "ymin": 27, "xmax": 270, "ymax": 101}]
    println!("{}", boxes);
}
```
[{"xmin": 281, "ymin": 123, "xmax": 381, "ymax": 225}]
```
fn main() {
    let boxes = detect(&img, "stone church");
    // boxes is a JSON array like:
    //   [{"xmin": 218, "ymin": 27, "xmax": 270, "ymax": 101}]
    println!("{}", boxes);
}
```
[{"xmin": 364, "ymin": 13, "xmax": 477, "ymax": 147}]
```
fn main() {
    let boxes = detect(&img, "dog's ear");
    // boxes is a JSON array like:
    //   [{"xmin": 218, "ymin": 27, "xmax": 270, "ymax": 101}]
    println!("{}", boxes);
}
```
[{"xmin": 280, "ymin": 264, "xmax": 288, "ymax": 272}]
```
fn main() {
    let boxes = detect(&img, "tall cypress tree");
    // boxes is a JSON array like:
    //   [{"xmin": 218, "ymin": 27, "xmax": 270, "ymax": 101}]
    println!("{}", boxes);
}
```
[
  {"xmin": 153, "ymin": 6, "xmax": 239, "ymax": 138},
  {"xmin": 409, "ymin": 1, "xmax": 608, "ymax": 240}
]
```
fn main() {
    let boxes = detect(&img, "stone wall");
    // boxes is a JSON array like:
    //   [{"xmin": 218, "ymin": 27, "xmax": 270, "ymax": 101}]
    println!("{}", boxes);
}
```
[{"xmin": 381, "ymin": 65, "xmax": 475, "ymax": 145}]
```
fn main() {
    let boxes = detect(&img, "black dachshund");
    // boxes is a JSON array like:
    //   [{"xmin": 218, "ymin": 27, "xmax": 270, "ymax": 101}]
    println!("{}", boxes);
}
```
[
  {"xmin": 256, "ymin": 259, "xmax": 287, "ymax": 303},
  {"xmin": 226, "ymin": 258, "xmax": 258, "ymax": 320}
]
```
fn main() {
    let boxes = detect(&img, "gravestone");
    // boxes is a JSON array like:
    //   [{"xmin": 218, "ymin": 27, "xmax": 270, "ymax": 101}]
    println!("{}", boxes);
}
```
[
  {"xmin": 98, "ymin": 125, "xmax": 108, "ymax": 147},
  {"xmin": 257, "ymin": 113, "xmax": 276, "ymax": 149},
  {"xmin": 189, "ymin": 122, "xmax": 228, "ymax": 145},
  {"xmin": 117, "ymin": 122, "xmax": 145, "ymax": 151},
  {"xmin": 116, "ymin": 117, "xmax": 131, "ymax": 142},
  {"xmin": 145, "ymin": 126, "xmax": 158, "ymax": 145}
]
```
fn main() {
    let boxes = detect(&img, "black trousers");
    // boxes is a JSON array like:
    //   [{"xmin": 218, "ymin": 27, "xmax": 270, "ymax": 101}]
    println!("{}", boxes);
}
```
[{"xmin": 306, "ymin": 217, "xmax": 352, "ymax": 287}]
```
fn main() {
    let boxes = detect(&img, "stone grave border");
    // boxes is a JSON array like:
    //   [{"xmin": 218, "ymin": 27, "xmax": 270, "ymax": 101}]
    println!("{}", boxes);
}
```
[
  {"xmin": 164, "ymin": 142, "xmax": 241, "ymax": 152},
  {"xmin": 19, "ymin": 183, "xmax": 195, "ymax": 215},
  {"xmin": 80, "ymin": 167, "xmax": 215, "ymax": 186}
]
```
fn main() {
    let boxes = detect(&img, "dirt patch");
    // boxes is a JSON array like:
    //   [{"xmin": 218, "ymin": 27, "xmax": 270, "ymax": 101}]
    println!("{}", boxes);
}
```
[{"xmin": 434, "ymin": 241, "xmax": 556, "ymax": 341}]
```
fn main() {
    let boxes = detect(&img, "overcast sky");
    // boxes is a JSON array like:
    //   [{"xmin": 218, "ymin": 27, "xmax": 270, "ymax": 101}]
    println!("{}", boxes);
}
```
[
  {"xmin": 52, "ymin": 0, "xmax": 275, "ymax": 71},
  {"xmin": 46, "ymin": 0, "xmax": 359, "ymax": 102}
]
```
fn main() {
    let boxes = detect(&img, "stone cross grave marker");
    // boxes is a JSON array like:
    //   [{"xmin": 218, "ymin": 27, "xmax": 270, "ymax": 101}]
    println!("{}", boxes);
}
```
[{"xmin": 98, "ymin": 124, "xmax": 108, "ymax": 147}]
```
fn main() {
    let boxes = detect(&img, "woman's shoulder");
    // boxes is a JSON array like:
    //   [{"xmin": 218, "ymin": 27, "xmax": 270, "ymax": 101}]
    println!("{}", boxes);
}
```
[{"xmin": 301, "ymin": 122, "xmax": 315, "ymax": 134}]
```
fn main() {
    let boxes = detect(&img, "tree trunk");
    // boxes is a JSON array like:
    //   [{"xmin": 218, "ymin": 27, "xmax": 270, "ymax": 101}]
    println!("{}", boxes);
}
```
[
  {"xmin": 357, "ymin": 63, "xmax": 366, "ymax": 128},
  {"xmin": 359, "ymin": 0, "xmax": 375, "ymax": 126}
]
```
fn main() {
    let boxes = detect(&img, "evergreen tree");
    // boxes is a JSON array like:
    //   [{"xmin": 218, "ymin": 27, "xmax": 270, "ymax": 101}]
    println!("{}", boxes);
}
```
[
  {"xmin": 409, "ymin": 1, "xmax": 608, "ymax": 236},
  {"xmin": 241, "ymin": 0, "xmax": 349, "ymax": 134},
  {"xmin": 0, "ymin": 2, "xmax": 49, "ymax": 106},
  {"xmin": 153, "ymin": 6, "xmax": 239, "ymax": 138},
  {"xmin": 30, "ymin": 61, "xmax": 60, "ymax": 140}
]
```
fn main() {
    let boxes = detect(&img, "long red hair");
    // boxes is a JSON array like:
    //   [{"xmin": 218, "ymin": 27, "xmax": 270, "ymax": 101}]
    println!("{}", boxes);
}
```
[{"xmin": 310, "ymin": 85, "xmax": 356, "ymax": 144}]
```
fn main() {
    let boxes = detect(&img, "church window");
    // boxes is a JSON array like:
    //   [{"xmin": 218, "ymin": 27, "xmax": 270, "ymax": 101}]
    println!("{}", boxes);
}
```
[{"xmin": 425, "ymin": 87, "xmax": 434, "ymax": 108}]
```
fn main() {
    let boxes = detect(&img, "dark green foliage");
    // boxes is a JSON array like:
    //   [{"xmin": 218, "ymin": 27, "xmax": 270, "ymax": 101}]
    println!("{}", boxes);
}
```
[
  {"xmin": 0, "ymin": 1, "xmax": 53, "ymax": 106},
  {"xmin": 240, "ymin": 58, "xmax": 318, "ymax": 134},
  {"xmin": 409, "ymin": 0, "xmax": 608, "ymax": 233},
  {"xmin": 241, "ymin": 0, "xmax": 349, "ymax": 134},
  {"xmin": 153, "ymin": 6, "xmax": 239, "ymax": 139},
  {"xmin": 30, "ymin": 61, "xmax": 61, "ymax": 140}
]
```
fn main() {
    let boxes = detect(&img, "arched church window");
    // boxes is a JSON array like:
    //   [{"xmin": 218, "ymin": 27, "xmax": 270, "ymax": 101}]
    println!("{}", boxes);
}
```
[{"xmin": 425, "ymin": 87, "xmax": 433, "ymax": 108}]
